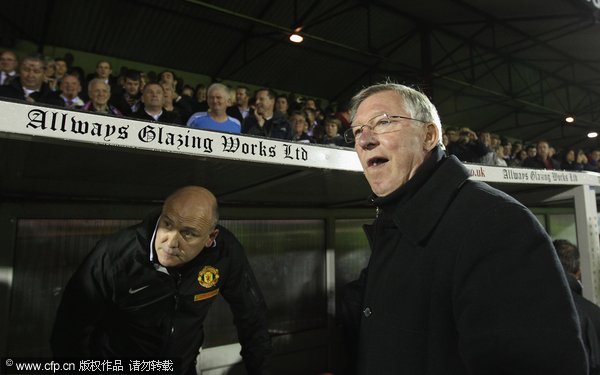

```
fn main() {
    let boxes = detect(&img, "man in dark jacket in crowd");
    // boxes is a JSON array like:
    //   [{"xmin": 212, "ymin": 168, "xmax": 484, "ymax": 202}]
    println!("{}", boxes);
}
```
[
  {"xmin": 340, "ymin": 82, "xmax": 587, "ymax": 375},
  {"xmin": 243, "ymin": 88, "xmax": 290, "ymax": 140},
  {"xmin": 554, "ymin": 239, "xmax": 600, "ymax": 374},
  {"xmin": 0, "ymin": 53, "xmax": 63, "ymax": 107},
  {"xmin": 51, "ymin": 186, "xmax": 271, "ymax": 375}
]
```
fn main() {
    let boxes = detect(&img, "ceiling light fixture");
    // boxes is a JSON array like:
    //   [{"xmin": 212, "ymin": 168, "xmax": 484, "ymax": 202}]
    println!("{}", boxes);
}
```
[
  {"xmin": 289, "ymin": 27, "xmax": 303, "ymax": 43},
  {"xmin": 565, "ymin": 116, "xmax": 575, "ymax": 123},
  {"xmin": 587, "ymin": 132, "xmax": 598, "ymax": 138}
]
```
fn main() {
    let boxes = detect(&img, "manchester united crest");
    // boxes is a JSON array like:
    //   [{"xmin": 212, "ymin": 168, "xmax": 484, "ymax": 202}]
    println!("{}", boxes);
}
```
[{"xmin": 198, "ymin": 266, "xmax": 220, "ymax": 288}]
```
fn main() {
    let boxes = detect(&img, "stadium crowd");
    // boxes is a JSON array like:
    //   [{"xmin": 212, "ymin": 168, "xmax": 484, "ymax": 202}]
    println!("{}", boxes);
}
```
[{"xmin": 1, "ymin": 50, "xmax": 599, "ymax": 171}]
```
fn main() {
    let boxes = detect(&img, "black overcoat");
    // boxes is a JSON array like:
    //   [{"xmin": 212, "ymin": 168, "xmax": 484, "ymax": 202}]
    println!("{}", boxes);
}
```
[{"xmin": 351, "ymin": 148, "xmax": 587, "ymax": 374}]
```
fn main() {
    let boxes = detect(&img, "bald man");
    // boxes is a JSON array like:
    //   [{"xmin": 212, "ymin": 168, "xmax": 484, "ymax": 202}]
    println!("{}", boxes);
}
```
[{"xmin": 51, "ymin": 186, "xmax": 271, "ymax": 375}]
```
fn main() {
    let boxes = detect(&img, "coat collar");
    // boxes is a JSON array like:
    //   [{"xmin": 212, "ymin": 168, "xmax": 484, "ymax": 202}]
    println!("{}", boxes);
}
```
[{"xmin": 372, "ymin": 148, "xmax": 471, "ymax": 246}]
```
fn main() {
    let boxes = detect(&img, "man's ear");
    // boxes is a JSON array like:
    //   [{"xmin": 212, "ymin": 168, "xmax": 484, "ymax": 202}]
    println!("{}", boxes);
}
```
[
  {"xmin": 424, "ymin": 123, "xmax": 439, "ymax": 151},
  {"xmin": 205, "ymin": 228, "xmax": 220, "ymax": 248}
]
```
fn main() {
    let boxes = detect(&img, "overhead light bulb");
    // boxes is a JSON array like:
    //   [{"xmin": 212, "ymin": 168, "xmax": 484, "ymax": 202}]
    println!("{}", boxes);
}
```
[
  {"xmin": 289, "ymin": 26, "xmax": 303, "ymax": 43},
  {"xmin": 565, "ymin": 116, "xmax": 575, "ymax": 123},
  {"xmin": 289, "ymin": 33, "xmax": 303, "ymax": 43},
  {"xmin": 587, "ymin": 132, "xmax": 598, "ymax": 138}
]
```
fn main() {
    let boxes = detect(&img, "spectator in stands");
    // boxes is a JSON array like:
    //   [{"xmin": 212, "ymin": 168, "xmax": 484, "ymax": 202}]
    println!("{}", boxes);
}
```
[
  {"xmin": 0, "ymin": 53, "xmax": 63, "ymax": 107},
  {"xmin": 494, "ymin": 144, "xmax": 508, "ymax": 166},
  {"xmin": 289, "ymin": 111, "xmax": 312, "ymax": 143},
  {"xmin": 44, "ymin": 58, "xmax": 58, "ymax": 91},
  {"xmin": 321, "ymin": 116, "xmax": 345, "ymax": 147},
  {"xmin": 511, "ymin": 141, "xmax": 523, "ymax": 159},
  {"xmin": 526, "ymin": 143, "xmax": 537, "ymax": 158},
  {"xmin": 161, "ymin": 82, "xmax": 184, "ymax": 126},
  {"xmin": 226, "ymin": 86, "xmax": 251, "ymax": 126},
  {"xmin": 341, "ymin": 81, "xmax": 587, "ymax": 375},
  {"xmin": 477, "ymin": 131, "xmax": 496, "ymax": 166},
  {"xmin": 275, "ymin": 94, "xmax": 289, "ymax": 117},
  {"xmin": 59, "ymin": 74, "xmax": 85, "ymax": 109},
  {"xmin": 304, "ymin": 98, "xmax": 317, "ymax": 111},
  {"xmin": 304, "ymin": 108, "xmax": 323, "ymax": 141},
  {"xmin": 159, "ymin": 70, "xmax": 183, "ymax": 95},
  {"xmin": 523, "ymin": 140, "xmax": 559, "ymax": 169},
  {"xmin": 502, "ymin": 140, "xmax": 513, "ymax": 164},
  {"xmin": 112, "ymin": 69, "xmax": 142, "ymax": 116},
  {"xmin": 54, "ymin": 57, "xmax": 68, "ymax": 86},
  {"xmin": 585, "ymin": 150, "xmax": 600, "ymax": 172},
  {"xmin": 444, "ymin": 127, "xmax": 459, "ymax": 146},
  {"xmin": 560, "ymin": 149, "xmax": 585, "ymax": 171},
  {"xmin": 86, "ymin": 60, "xmax": 117, "ymax": 89},
  {"xmin": 187, "ymin": 83, "xmax": 241, "ymax": 133},
  {"xmin": 181, "ymin": 84, "xmax": 194, "ymax": 98},
  {"xmin": 446, "ymin": 127, "xmax": 487, "ymax": 162},
  {"xmin": 159, "ymin": 73, "xmax": 194, "ymax": 123},
  {"xmin": 83, "ymin": 78, "xmax": 121, "ymax": 115},
  {"xmin": 0, "ymin": 50, "xmax": 18, "ymax": 86},
  {"xmin": 131, "ymin": 82, "xmax": 178, "ymax": 123},
  {"xmin": 194, "ymin": 83, "xmax": 208, "ymax": 112},
  {"xmin": 553, "ymin": 239, "xmax": 600, "ymax": 375},
  {"xmin": 244, "ymin": 88, "xmax": 291, "ymax": 140},
  {"xmin": 509, "ymin": 149, "xmax": 528, "ymax": 167}
]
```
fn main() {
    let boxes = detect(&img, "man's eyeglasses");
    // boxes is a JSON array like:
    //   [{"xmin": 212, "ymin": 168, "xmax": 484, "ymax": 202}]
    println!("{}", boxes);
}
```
[{"xmin": 344, "ymin": 113, "xmax": 428, "ymax": 143}]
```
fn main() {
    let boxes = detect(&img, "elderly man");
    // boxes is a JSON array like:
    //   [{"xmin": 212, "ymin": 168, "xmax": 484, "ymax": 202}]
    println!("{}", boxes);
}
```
[
  {"xmin": 187, "ymin": 83, "xmax": 241, "ymax": 133},
  {"xmin": 341, "ymin": 82, "xmax": 586, "ymax": 374},
  {"xmin": 51, "ymin": 186, "xmax": 271, "ymax": 375},
  {"xmin": 83, "ymin": 78, "xmax": 121, "ymax": 115}
]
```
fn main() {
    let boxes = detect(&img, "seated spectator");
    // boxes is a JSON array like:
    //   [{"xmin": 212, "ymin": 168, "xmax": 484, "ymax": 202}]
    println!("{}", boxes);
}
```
[
  {"xmin": 54, "ymin": 57, "xmax": 68, "ymax": 87},
  {"xmin": 289, "ymin": 111, "xmax": 312, "ymax": 143},
  {"xmin": 585, "ymin": 150, "xmax": 600, "ymax": 172},
  {"xmin": 502, "ymin": 141, "xmax": 513, "ymax": 163},
  {"xmin": 478, "ymin": 131, "xmax": 496, "ymax": 166},
  {"xmin": 446, "ymin": 127, "xmax": 487, "ymax": 163},
  {"xmin": 161, "ymin": 82, "xmax": 184, "ymax": 126},
  {"xmin": 226, "ymin": 86, "xmax": 251, "ymax": 127},
  {"xmin": 112, "ymin": 69, "xmax": 142, "ymax": 116},
  {"xmin": 511, "ymin": 141, "xmax": 523, "ymax": 159},
  {"xmin": 181, "ymin": 84, "xmax": 194, "ymax": 98},
  {"xmin": 523, "ymin": 140, "xmax": 560, "ymax": 169},
  {"xmin": 131, "ymin": 82, "xmax": 178, "ymax": 123},
  {"xmin": 560, "ymin": 149, "xmax": 582, "ymax": 171},
  {"xmin": 494, "ymin": 145, "xmax": 508, "ymax": 166},
  {"xmin": 509, "ymin": 149, "xmax": 528, "ymax": 167},
  {"xmin": 44, "ymin": 57, "xmax": 58, "ymax": 91},
  {"xmin": 275, "ymin": 94, "xmax": 289, "ymax": 117},
  {"xmin": 194, "ymin": 83, "xmax": 208, "ymax": 112},
  {"xmin": 0, "ymin": 50, "xmax": 18, "ymax": 86},
  {"xmin": 320, "ymin": 116, "xmax": 345, "ymax": 147},
  {"xmin": 187, "ymin": 83, "xmax": 240, "ymax": 133},
  {"xmin": 445, "ymin": 127, "xmax": 459, "ymax": 146},
  {"xmin": 86, "ymin": 60, "xmax": 117, "ymax": 90},
  {"xmin": 59, "ymin": 74, "xmax": 85, "ymax": 109},
  {"xmin": 83, "ymin": 79, "xmax": 121, "ymax": 115},
  {"xmin": 244, "ymin": 88, "xmax": 291, "ymax": 140},
  {"xmin": 553, "ymin": 239, "xmax": 600, "ymax": 374},
  {"xmin": 0, "ymin": 53, "xmax": 63, "ymax": 107}
]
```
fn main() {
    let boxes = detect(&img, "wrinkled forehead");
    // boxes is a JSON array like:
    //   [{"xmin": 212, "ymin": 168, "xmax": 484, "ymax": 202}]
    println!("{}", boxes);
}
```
[{"xmin": 354, "ymin": 91, "xmax": 407, "ymax": 121}]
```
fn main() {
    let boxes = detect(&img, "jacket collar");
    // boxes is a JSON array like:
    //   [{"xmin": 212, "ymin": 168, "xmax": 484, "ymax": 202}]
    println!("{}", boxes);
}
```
[{"xmin": 372, "ymin": 146, "xmax": 471, "ymax": 245}]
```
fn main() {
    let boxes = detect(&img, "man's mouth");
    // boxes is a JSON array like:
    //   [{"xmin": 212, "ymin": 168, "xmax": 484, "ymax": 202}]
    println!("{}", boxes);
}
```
[{"xmin": 367, "ymin": 157, "xmax": 389, "ymax": 168}]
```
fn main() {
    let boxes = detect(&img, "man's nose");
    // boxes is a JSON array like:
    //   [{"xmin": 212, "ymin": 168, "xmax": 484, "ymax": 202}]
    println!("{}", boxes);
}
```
[
  {"xmin": 165, "ymin": 231, "xmax": 179, "ymax": 247},
  {"xmin": 357, "ymin": 127, "xmax": 378, "ymax": 149}
]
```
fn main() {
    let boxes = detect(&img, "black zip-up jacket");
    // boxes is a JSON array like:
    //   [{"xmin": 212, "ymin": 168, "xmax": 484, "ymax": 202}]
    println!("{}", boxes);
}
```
[{"xmin": 51, "ymin": 213, "xmax": 271, "ymax": 374}]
